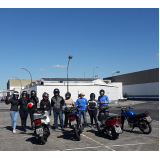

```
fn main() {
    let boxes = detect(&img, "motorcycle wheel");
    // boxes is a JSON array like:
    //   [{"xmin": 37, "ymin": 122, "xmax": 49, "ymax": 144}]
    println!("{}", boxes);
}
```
[
  {"xmin": 139, "ymin": 121, "xmax": 152, "ymax": 134},
  {"xmin": 111, "ymin": 126, "xmax": 119, "ymax": 140},
  {"xmin": 40, "ymin": 136, "xmax": 46, "ymax": 145},
  {"xmin": 74, "ymin": 124, "xmax": 81, "ymax": 141},
  {"xmin": 97, "ymin": 121, "xmax": 105, "ymax": 133}
]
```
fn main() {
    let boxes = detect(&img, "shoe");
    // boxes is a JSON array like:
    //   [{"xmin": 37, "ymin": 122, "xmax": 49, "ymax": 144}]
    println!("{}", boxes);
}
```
[
  {"xmin": 54, "ymin": 129, "xmax": 58, "ymax": 132},
  {"xmin": 61, "ymin": 128, "xmax": 65, "ymax": 131},
  {"xmin": 13, "ymin": 128, "xmax": 16, "ymax": 134},
  {"xmin": 91, "ymin": 125, "xmax": 93, "ymax": 129},
  {"xmin": 24, "ymin": 127, "xmax": 26, "ymax": 132}
]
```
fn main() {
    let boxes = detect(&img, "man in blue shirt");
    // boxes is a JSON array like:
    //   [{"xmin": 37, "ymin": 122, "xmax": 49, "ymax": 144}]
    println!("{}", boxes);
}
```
[{"xmin": 75, "ymin": 93, "xmax": 88, "ymax": 127}]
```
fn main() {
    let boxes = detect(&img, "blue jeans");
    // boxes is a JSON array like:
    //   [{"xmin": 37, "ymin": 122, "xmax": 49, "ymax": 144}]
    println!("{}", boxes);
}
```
[
  {"xmin": 10, "ymin": 111, "xmax": 19, "ymax": 129},
  {"xmin": 47, "ymin": 110, "xmax": 50, "ymax": 117},
  {"xmin": 53, "ymin": 111, "xmax": 63, "ymax": 129},
  {"xmin": 79, "ymin": 110, "xmax": 87, "ymax": 124}
]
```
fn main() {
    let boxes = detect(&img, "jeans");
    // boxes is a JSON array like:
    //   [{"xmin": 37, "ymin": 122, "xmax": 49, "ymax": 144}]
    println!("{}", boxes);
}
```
[
  {"xmin": 19, "ymin": 110, "xmax": 28, "ymax": 127},
  {"xmin": 53, "ymin": 111, "xmax": 64, "ymax": 129},
  {"xmin": 10, "ymin": 111, "xmax": 19, "ymax": 129},
  {"xmin": 88, "ymin": 109, "xmax": 97, "ymax": 125},
  {"xmin": 47, "ymin": 110, "xmax": 50, "ymax": 117},
  {"xmin": 79, "ymin": 110, "xmax": 87, "ymax": 124}
]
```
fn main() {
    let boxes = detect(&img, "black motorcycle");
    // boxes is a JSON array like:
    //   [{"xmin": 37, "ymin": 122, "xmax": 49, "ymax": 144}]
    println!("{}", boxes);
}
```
[
  {"xmin": 64, "ymin": 107, "xmax": 84, "ymax": 141},
  {"xmin": 116, "ymin": 102, "xmax": 152, "ymax": 134}
]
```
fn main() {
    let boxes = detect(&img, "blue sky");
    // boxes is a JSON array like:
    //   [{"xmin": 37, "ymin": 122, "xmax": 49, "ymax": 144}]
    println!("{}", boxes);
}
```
[{"xmin": 0, "ymin": 8, "xmax": 159, "ymax": 90}]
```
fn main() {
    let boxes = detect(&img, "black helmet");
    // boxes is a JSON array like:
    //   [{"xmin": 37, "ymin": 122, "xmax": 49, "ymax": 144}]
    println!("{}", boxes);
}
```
[
  {"xmin": 90, "ymin": 93, "xmax": 95, "ymax": 99},
  {"xmin": 42, "ymin": 92, "xmax": 49, "ymax": 99},
  {"xmin": 65, "ymin": 92, "xmax": 71, "ymax": 99},
  {"xmin": 53, "ymin": 88, "xmax": 60, "ymax": 95},
  {"xmin": 31, "ymin": 90, "xmax": 36, "ymax": 97},
  {"xmin": 99, "ymin": 89, "xmax": 105, "ymax": 95},
  {"xmin": 22, "ymin": 91, "xmax": 28, "ymax": 97},
  {"xmin": 13, "ymin": 91, "xmax": 19, "ymax": 99}
]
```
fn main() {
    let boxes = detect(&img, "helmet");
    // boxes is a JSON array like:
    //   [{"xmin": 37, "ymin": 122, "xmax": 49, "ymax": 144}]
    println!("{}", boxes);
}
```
[
  {"xmin": 99, "ymin": 89, "xmax": 105, "ymax": 95},
  {"xmin": 53, "ymin": 88, "xmax": 60, "ymax": 95},
  {"xmin": 13, "ymin": 91, "xmax": 19, "ymax": 99},
  {"xmin": 90, "ymin": 93, "xmax": 95, "ymax": 99},
  {"xmin": 22, "ymin": 91, "xmax": 28, "ymax": 97},
  {"xmin": 65, "ymin": 92, "xmax": 71, "ymax": 99},
  {"xmin": 42, "ymin": 92, "xmax": 49, "ymax": 100},
  {"xmin": 31, "ymin": 90, "xmax": 36, "ymax": 97}
]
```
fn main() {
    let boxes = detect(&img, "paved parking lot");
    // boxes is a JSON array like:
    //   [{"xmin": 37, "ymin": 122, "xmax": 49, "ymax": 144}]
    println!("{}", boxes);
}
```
[{"xmin": 0, "ymin": 100, "xmax": 159, "ymax": 151}]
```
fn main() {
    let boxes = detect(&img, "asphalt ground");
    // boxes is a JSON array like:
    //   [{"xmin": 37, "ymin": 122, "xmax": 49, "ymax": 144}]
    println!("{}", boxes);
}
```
[{"xmin": 0, "ymin": 100, "xmax": 159, "ymax": 151}]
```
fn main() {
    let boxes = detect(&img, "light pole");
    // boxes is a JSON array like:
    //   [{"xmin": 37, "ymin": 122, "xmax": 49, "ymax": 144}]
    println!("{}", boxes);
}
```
[
  {"xmin": 112, "ymin": 71, "xmax": 120, "ymax": 82},
  {"xmin": 93, "ymin": 67, "xmax": 98, "ymax": 78},
  {"xmin": 67, "ymin": 55, "xmax": 73, "ymax": 92},
  {"xmin": 17, "ymin": 67, "xmax": 32, "ymax": 86},
  {"xmin": 12, "ymin": 76, "xmax": 22, "ymax": 94}
]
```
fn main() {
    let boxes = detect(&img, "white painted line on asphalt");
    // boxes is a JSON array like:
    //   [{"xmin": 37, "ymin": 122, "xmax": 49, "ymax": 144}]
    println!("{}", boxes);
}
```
[
  {"xmin": 64, "ymin": 146, "xmax": 102, "ymax": 151},
  {"xmin": 81, "ymin": 134, "xmax": 115, "ymax": 151},
  {"xmin": 109, "ymin": 141, "xmax": 159, "ymax": 147}
]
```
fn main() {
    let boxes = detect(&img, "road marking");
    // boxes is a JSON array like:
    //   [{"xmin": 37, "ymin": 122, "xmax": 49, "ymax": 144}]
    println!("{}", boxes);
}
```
[
  {"xmin": 63, "ymin": 146, "xmax": 102, "ymax": 151},
  {"xmin": 81, "ymin": 134, "xmax": 115, "ymax": 151}
]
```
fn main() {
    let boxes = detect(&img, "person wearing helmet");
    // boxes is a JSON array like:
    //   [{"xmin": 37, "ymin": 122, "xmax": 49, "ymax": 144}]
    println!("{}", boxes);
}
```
[
  {"xmin": 51, "ymin": 88, "xmax": 65, "ymax": 131},
  {"xmin": 87, "ymin": 93, "xmax": 98, "ymax": 129},
  {"xmin": 64, "ymin": 92, "xmax": 74, "ymax": 128},
  {"xmin": 98, "ymin": 89, "xmax": 109, "ymax": 123},
  {"xmin": 40, "ymin": 92, "xmax": 51, "ymax": 117},
  {"xmin": 19, "ymin": 91, "xmax": 29, "ymax": 132},
  {"xmin": 28, "ymin": 90, "xmax": 39, "ymax": 129},
  {"xmin": 75, "ymin": 93, "xmax": 88, "ymax": 127},
  {"xmin": 5, "ymin": 91, "xmax": 20, "ymax": 133}
]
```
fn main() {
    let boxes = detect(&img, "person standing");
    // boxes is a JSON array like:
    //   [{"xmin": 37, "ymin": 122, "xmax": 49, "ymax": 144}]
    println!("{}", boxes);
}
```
[
  {"xmin": 75, "ymin": 93, "xmax": 88, "ymax": 127},
  {"xmin": 87, "ymin": 93, "xmax": 98, "ymax": 129},
  {"xmin": 5, "ymin": 91, "xmax": 20, "ymax": 133},
  {"xmin": 28, "ymin": 90, "xmax": 39, "ymax": 129},
  {"xmin": 64, "ymin": 92, "xmax": 74, "ymax": 128},
  {"xmin": 40, "ymin": 92, "xmax": 51, "ymax": 117},
  {"xmin": 51, "ymin": 88, "xmax": 65, "ymax": 131},
  {"xmin": 19, "ymin": 91, "xmax": 29, "ymax": 132}
]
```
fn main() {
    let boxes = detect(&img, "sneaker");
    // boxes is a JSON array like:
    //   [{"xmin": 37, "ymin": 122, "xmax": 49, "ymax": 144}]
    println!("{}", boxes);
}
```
[{"xmin": 13, "ymin": 128, "xmax": 16, "ymax": 134}]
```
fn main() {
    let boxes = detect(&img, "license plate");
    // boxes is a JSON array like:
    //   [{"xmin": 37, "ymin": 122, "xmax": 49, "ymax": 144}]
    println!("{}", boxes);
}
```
[
  {"xmin": 114, "ymin": 125, "xmax": 122, "ymax": 133},
  {"xmin": 146, "ymin": 116, "xmax": 152, "ymax": 122},
  {"xmin": 36, "ymin": 128, "xmax": 43, "ymax": 134},
  {"xmin": 71, "ymin": 120, "xmax": 77, "ymax": 125}
]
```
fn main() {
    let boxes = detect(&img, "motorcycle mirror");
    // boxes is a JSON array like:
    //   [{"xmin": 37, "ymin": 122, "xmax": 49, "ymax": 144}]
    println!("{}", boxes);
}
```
[{"xmin": 131, "ymin": 102, "xmax": 134, "ymax": 105}]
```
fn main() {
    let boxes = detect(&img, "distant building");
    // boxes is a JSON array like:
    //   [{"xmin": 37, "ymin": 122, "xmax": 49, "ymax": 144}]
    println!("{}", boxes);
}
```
[
  {"xmin": 20, "ymin": 78, "xmax": 123, "ymax": 102},
  {"xmin": 103, "ymin": 68, "xmax": 159, "ymax": 100}
]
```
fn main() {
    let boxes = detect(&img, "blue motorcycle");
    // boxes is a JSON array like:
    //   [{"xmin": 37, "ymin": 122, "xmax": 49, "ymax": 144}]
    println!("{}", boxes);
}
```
[{"xmin": 116, "ymin": 102, "xmax": 152, "ymax": 134}]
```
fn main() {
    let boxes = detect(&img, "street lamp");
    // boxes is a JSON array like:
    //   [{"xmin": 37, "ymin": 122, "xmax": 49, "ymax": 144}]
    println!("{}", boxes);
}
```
[
  {"xmin": 67, "ymin": 55, "xmax": 73, "ymax": 92},
  {"xmin": 17, "ymin": 67, "xmax": 32, "ymax": 86},
  {"xmin": 93, "ymin": 67, "xmax": 98, "ymax": 78},
  {"xmin": 12, "ymin": 76, "xmax": 22, "ymax": 94},
  {"xmin": 112, "ymin": 71, "xmax": 120, "ymax": 82}
]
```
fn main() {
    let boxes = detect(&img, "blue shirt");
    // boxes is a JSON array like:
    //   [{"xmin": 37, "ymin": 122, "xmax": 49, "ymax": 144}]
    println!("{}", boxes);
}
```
[
  {"xmin": 75, "ymin": 98, "xmax": 87, "ymax": 110},
  {"xmin": 98, "ymin": 95, "xmax": 109, "ymax": 107}
]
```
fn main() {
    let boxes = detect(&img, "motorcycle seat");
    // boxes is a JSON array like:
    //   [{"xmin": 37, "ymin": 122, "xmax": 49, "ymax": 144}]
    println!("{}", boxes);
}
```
[
  {"xmin": 131, "ymin": 113, "xmax": 143, "ymax": 119},
  {"xmin": 108, "ymin": 113, "xmax": 119, "ymax": 118}
]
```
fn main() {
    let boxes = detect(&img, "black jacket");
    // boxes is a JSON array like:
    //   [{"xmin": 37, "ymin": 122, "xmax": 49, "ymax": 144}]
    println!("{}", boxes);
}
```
[
  {"xmin": 51, "ymin": 95, "xmax": 64, "ymax": 112},
  {"xmin": 19, "ymin": 97, "xmax": 29, "ymax": 111},
  {"xmin": 28, "ymin": 96, "xmax": 39, "ymax": 112},
  {"xmin": 87, "ymin": 99, "xmax": 98, "ymax": 110},
  {"xmin": 40, "ymin": 99, "xmax": 51, "ymax": 112},
  {"xmin": 5, "ymin": 97, "xmax": 19, "ymax": 111}
]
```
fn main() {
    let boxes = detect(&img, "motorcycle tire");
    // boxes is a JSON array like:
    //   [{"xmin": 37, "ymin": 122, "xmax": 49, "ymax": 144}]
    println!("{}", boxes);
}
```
[
  {"xmin": 139, "ymin": 121, "xmax": 152, "ymax": 134},
  {"xmin": 74, "ymin": 124, "xmax": 81, "ymax": 141},
  {"xmin": 111, "ymin": 126, "xmax": 119, "ymax": 140},
  {"xmin": 40, "ymin": 136, "xmax": 46, "ymax": 145},
  {"xmin": 97, "ymin": 121, "xmax": 105, "ymax": 133}
]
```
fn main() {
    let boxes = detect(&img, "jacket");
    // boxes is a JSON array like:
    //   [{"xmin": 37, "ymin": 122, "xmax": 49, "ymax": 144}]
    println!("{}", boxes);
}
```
[
  {"xmin": 40, "ymin": 99, "xmax": 51, "ymax": 113},
  {"xmin": 28, "ymin": 96, "xmax": 39, "ymax": 112},
  {"xmin": 51, "ymin": 95, "xmax": 64, "ymax": 112},
  {"xmin": 19, "ymin": 97, "xmax": 29, "ymax": 111},
  {"xmin": 5, "ymin": 97, "xmax": 19, "ymax": 111}
]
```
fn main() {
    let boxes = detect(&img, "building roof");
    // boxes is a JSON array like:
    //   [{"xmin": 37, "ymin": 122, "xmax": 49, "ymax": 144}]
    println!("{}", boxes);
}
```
[{"xmin": 41, "ymin": 78, "xmax": 98, "ymax": 82}]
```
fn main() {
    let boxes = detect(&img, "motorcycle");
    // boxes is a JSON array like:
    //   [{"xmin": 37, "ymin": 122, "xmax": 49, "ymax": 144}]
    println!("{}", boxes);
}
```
[
  {"xmin": 64, "ymin": 107, "xmax": 84, "ymax": 141},
  {"xmin": 97, "ymin": 102, "xmax": 122, "ymax": 140},
  {"xmin": 116, "ymin": 101, "xmax": 152, "ymax": 134},
  {"xmin": 32, "ymin": 108, "xmax": 50, "ymax": 144}
]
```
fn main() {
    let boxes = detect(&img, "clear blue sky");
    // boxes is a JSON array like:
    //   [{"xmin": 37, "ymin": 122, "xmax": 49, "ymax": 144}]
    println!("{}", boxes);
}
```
[{"xmin": 0, "ymin": 8, "xmax": 159, "ymax": 90}]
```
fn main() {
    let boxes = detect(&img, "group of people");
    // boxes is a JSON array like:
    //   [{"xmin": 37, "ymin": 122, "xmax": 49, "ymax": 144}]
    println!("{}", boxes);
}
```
[{"xmin": 5, "ymin": 88, "xmax": 109, "ymax": 133}]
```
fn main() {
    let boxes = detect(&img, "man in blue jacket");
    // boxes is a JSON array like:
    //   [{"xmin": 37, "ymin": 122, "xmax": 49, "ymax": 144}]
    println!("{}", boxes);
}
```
[{"xmin": 75, "ymin": 93, "xmax": 88, "ymax": 127}]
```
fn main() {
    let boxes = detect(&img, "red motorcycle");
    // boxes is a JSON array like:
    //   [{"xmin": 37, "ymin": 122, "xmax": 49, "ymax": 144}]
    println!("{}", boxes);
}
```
[{"xmin": 97, "ymin": 103, "xmax": 122, "ymax": 140}]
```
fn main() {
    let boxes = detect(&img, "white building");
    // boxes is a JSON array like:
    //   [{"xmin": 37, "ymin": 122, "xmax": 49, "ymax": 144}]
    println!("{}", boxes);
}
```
[{"xmin": 21, "ymin": 78, "xmax": 123, "ymax": 102}]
